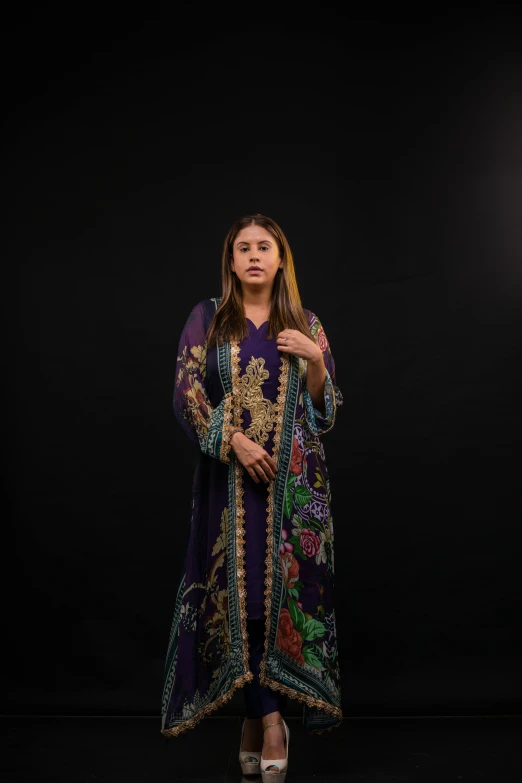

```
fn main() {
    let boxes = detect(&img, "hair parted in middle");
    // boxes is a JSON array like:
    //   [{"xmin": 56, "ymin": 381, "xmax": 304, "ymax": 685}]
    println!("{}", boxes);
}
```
[{"xmin": 205, "ymin": 213, "xmax": 315, "ymax": 351}]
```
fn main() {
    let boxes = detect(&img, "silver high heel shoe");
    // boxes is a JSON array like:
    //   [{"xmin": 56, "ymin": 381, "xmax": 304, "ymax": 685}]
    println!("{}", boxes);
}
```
[
  {"xmin": 239, "ymin": 718, "xmax": 261, "ymax": 776},
  {"xmin": 260, "ymin": 719, "xmax": 290, "ymax": 782}
]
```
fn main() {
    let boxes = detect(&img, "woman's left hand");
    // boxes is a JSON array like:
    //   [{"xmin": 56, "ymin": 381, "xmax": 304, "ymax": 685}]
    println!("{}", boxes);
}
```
[{"xmin": 276, "ymin": 329, "xmax": 323, "ymax": 362}]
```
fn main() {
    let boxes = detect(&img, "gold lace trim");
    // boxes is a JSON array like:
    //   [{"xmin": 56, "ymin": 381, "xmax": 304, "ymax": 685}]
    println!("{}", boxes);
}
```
[
  {"xmin": 260, "ymin": 672, "xmax": 343, "ymax": 732},
  {"xmin": 219, "ymin": 391, "xmax": 235, "ymax": 464},
  {"xmin": 160, "ymin": 671, "xmax": 254, "ymax": 738},
  {"xmin": 229, "ymin": 340, "xmax": 252, "ymax": 675}
]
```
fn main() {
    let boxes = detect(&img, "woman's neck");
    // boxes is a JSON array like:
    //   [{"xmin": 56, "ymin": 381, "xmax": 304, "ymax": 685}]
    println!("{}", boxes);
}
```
[{"xmin": 241, "ymin": 288, "xmax": 273, "ymax": 311}]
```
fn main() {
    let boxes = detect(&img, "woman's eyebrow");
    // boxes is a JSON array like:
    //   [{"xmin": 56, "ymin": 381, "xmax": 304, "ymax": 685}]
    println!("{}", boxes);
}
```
[{"xmin": 236, "ymin": 240, "xmax": 272, "ymax": 246}]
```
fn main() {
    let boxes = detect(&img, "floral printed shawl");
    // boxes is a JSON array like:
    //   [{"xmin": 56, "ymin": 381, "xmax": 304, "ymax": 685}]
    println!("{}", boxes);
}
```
[{"xmin": 161, "ymin": 296, "xmax": 344, "ymax": 736}]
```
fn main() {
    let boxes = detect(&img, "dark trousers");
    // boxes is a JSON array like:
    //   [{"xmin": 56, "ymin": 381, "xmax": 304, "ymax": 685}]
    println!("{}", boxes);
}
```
[{"xmin": 243, "ymin": 618, "xmax": 288, "ymax": 718}]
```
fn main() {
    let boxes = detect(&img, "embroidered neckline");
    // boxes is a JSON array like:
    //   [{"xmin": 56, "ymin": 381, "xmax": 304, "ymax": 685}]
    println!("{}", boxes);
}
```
[{"xmin": 245, "ymin": 317, "xmax": 269, "ymax": 331}]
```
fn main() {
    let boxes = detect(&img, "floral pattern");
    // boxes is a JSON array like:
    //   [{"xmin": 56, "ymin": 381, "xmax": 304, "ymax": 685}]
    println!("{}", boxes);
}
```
[
  {"xmin": 181, "ymin": 508, "xmax": 230, "ymax": 682},
  {"xmin": 276, "ymin": 608, "xmax": 305, "ymax": 665},
  {"xmin": 273, "ymin": 417, "xmax": 339, "ymax": 679}
]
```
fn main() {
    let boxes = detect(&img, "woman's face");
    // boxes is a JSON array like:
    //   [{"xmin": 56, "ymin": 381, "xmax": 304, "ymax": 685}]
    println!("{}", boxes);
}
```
[{"xmin": 230, "ymin": 225, "xmax": 283, "ymax": 291}]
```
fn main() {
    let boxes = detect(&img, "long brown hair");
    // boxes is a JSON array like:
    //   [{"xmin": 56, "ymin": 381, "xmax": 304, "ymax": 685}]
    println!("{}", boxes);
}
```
[{"xmin": 206, "ymin": 214, "xmax": 314, "ymax": 350}]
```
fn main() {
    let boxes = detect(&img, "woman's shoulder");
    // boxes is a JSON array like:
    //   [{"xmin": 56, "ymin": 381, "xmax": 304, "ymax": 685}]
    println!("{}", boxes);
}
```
[
  {"xmin": 186, "ymin": 297, "xmax": 221, "ymax": 314},
  {"xmin": 200, "ymin": 296, "xmax": 222, "ymax": 311},
  {"xmin": 302, "ymin": 306, "xmax": 317, "ymax": 326}
]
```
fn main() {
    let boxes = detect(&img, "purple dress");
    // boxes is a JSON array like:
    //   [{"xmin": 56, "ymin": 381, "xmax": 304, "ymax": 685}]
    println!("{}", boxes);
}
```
[
  {"xmin": 162, "ymin": 297, "xmax": 344, "ymax": 737},
  {"xmin": 240, "ymin": 318, "xmax": 283, "ymax": 620}
]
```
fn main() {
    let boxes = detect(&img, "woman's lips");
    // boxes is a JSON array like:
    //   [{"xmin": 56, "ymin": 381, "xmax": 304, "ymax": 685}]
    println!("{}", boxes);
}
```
[{"xmin": 248, "ymin": 270, "xmax": 262, "ymax": 274}]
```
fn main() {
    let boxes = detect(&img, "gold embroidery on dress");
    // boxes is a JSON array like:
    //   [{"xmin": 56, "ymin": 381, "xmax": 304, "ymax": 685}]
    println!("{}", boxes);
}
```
[{"xmin": 239, "ymin": 356, "xmax": 277, "ymax": 446}]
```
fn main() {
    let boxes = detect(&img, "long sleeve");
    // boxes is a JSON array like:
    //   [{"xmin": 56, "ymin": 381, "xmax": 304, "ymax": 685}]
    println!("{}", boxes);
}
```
[
  {"xmin": 173, "ymin": 301, "xmax": 235, "ymax": 463},
  {"xmin": 303, "ymin": 312, "xmax": 344, "ymax": 436}
]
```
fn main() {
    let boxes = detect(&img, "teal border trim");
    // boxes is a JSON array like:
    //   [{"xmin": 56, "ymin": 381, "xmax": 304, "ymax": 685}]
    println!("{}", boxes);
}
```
[{"xmin": 303, "ymin": 367, "xmax": 335, "ymax": 435}]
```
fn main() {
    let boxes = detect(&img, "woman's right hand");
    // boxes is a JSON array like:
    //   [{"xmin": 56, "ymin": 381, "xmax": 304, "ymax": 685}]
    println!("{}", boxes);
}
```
[{"xmin": 230, "ymin": 431, "xmax": 278, "ymax": 484}]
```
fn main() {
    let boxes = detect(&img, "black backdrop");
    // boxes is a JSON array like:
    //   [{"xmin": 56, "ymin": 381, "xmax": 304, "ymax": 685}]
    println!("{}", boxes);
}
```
[{"xmin": 5, "ymin": 7, "xmax": 522, "ymax": 719}]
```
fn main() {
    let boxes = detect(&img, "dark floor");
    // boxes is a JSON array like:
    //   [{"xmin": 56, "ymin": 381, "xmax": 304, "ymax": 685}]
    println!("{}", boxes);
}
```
[{"xmin": 2, "ymin": 714, "xmax": 522, "ymax": 782}]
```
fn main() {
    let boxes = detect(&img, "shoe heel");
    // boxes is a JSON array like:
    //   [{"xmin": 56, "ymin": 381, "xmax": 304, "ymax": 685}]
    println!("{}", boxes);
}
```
[{"xmin": 261, "ymin": 771, "xmax": 286, "ymax": 783}]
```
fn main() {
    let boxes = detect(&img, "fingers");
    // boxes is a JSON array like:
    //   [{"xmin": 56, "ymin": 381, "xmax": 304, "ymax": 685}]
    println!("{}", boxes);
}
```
[
  {"xmin": 261, "ymin": 455, "xmax": 279, "ymax": 482},
  {"xmin": 239, "ymin": 443, "xmax": 279, "ymax": 485},
  {"xmin": 247, "ymin": 459, "xmax": 278, "ymax": 484},
  {"xmin": 248, "ymin": 469, "xmax": 267, "ymax": 484},
  {"xmin": 256, "ymin": 465, "xmax": 269, "ymax": 484},
  {"xmin": 265, "ymin": 459, "xmax": 277, "ymax": 481},
  {"xmin": 247, "ymin": 467, "xmax": 261, "ymax": 484}
]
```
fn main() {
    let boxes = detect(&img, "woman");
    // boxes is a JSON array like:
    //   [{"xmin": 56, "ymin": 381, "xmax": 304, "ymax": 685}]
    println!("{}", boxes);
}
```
[{"xmin": 160, "ymin": 214, "xmax": 343, "ymax": 780}]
